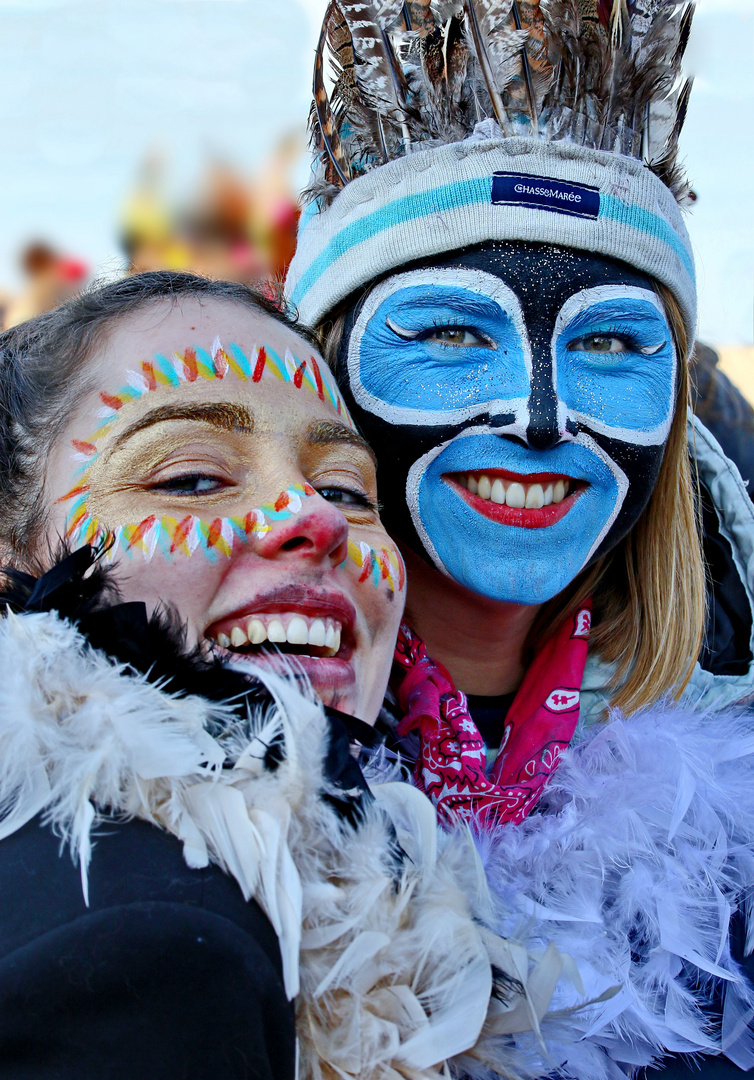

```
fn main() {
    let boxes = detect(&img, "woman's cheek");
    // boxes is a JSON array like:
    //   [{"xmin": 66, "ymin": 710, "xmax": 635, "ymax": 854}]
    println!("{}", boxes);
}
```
[
  {"xmin": 110, "ymin": 553, "xmax": 222, "ymax": 647},
  {"xmin": 343, "ymin": 531, "xmax": 406, "ymax": 639}
]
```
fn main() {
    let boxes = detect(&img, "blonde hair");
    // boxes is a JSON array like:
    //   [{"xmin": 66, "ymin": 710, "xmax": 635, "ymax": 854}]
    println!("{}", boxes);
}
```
[{"xmin": 319, "ymin": 282, "xmax": 706, "ymax": 716}]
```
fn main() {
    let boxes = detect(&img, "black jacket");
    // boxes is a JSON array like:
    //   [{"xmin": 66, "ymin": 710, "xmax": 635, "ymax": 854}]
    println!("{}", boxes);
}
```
[{"xmin": 0, "ymin": 814, "xmax": 295, "ymax": 1080}]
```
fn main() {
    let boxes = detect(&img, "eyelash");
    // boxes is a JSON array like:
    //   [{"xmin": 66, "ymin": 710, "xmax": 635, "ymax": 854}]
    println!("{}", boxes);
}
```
[
  {"xmin": 568, "ymin": 324, "xmax": 663, "ymax": 353},
  {"xmin": 316, "ymin": 485, "xmax": 379, "ymax": 512},
  {"xmin": 422, "ymin": 317, "xmax": 494, "ymax": 344},
  {"xmin": 149, "ymin": 472, "xmax": 229, "ymax": 496},
  {"xmin": 148, "ymin": 474, "xmax": 378, "ymax": 514}
]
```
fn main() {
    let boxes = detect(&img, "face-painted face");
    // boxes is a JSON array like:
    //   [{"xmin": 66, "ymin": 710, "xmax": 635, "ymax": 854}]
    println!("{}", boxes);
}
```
[
  {"xmin": 339, "ymin": 242, "xmax": 677, "ymax": 605},
  {"xmin": 45, "ymin": 297, "xmax": 405, "ymax": 724}
]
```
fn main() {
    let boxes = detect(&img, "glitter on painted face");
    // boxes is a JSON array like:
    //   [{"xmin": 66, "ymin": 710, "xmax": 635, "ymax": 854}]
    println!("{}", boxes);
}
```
[{"xmin": 338, "ymin": 242, "xmax": 677, "ymax": 605}]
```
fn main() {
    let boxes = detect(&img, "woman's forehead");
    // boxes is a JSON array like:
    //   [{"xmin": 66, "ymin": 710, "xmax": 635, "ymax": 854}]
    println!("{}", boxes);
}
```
[
  {"xmin": 379, "ymin": 242, "xmax": 658, "ymax": 327},
  {"xmin": 83, "ymin": 296, "xmax": 356, "ymax": 431}
]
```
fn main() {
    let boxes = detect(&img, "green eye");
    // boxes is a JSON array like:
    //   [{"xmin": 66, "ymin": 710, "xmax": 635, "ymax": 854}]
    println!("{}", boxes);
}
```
[
  {"xmin": 568, "ymin": 334, "xmax": 629, "ymax": 354},
  {"xmin": 426, "ymin": 327, "xmax": 490, "ymax": 347}
]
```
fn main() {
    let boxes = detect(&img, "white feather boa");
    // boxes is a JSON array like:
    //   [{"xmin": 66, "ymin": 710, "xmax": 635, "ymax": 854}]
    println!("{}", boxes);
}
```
[{"xmin": 0, "ymin": 608, "xmax": 588, "ymax": 1080}]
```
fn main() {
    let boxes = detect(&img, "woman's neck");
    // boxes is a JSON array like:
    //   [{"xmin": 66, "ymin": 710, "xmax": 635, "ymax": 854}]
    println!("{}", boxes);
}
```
[{"xmin": 400, "ymin": 545, "xmax": 541, "ymax": 696}]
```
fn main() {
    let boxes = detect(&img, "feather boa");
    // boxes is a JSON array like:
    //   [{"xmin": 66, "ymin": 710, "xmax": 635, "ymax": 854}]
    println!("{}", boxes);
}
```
[
  {"xmin": 462, "ymin": 703, "xmax": 754, "ymax": 1078},
  {"xmin": 2, "ymin": 606, "xmax": 752, "ymax": 1077},
  {"xmin": 0, "ymin": 607, "xmax": 588, "ymax": 1080}
]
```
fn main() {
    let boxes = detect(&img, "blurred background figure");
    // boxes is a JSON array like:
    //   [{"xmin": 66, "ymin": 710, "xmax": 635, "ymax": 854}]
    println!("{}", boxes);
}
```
[
  {"xmin": 0, "ymin": 241, "xmax": 87, "ymax": 329},
  {"xmin": 120, "ymin": 139, "xmax": 300, "ymax": 286}
]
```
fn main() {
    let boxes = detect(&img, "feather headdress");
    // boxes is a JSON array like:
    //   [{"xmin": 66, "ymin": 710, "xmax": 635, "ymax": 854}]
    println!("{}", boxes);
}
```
[{"xmin": 308, "ymin": 0, "xmax": 694, "ymax": 205}]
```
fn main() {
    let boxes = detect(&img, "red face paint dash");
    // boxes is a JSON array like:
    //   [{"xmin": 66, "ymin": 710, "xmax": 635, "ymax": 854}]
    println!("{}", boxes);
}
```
[
  {"xmin": 131, "ymin": 515, "xmax": 156, "ymax": 545},
  {"xmin": 213, "ymin": 349, "xmax": 229, "ymax": 379},
  {"xmin": 359, "ymin": 550, "xmax": 375, "ymax": 583},
  {"xmin": 252, "ymin": 346, "xmax": 267, "ymax": 382},
  {"xmin": 182, "ymin": 347, "xmax": 199, "ymax": 382},
  {"xmin": 274, "ymin": 491, "xmax": 291, "ymax": 512},
  {"xmin": 293, "ymin": 360, "xmax": 307, "ymax": 388},
  {"xmin": 100, "ymin": 391, "xmax": 124, "ymax": 411},
  {"xmin": 72, "ymin": 439, "xmax": 97, "ymax": 456},
  {"xmin": 206, "ymin": 519, "xmax": 224, "ymax": 549},
  {"xmin": 170, "ymin": 516, "xmax": 193, "ymax": 553},
  {"xmin": 140, "ymin": 361, "xmax": 158, "ymax": 392},
  {"xmin": 310, "ymin": 355, "xmax": 325, "ymax": 401}
]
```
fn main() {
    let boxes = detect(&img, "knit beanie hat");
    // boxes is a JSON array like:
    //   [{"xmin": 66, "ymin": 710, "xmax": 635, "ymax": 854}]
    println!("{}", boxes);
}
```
[{"xmin": 285, "ymin": 2, "xmax": 697, "ymax": 346}]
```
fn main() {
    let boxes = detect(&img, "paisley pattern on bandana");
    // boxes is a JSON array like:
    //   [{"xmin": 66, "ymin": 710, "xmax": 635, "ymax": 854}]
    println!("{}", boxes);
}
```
[{"xmin": 394, "ymin": 604, "xmax": 591, "ymax": 825}]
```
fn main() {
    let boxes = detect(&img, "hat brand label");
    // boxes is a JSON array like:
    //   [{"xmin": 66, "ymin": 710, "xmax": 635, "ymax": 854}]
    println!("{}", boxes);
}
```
[{"xmin": 492, "ymin": 172, "xmax": 600, "ymax": 218}]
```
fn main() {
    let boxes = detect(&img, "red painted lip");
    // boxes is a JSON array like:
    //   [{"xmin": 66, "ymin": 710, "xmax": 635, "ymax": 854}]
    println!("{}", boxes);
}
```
[
  {"xmin": 443, "ymin": 471, "xmax": 586, "ymax": 529},
  {"xmin": 205, "ymin": 583, "xmax": 357, "ymax": 646}
]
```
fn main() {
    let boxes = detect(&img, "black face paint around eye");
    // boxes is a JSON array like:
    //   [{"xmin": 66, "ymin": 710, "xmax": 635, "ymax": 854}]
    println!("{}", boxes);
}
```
[{"xmin": 337, "ymin": 241, "xmax": 677, "ymax": 605}]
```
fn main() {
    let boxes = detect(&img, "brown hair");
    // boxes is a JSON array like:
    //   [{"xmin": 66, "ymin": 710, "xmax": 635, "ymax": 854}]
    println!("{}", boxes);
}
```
[
  {"xmin": 0, "ymin": 270, "xmax": 310, "ymax": 564},
  {"xmin": 319, "ymin": 282, "xmax": 706, "ymax": 714}
]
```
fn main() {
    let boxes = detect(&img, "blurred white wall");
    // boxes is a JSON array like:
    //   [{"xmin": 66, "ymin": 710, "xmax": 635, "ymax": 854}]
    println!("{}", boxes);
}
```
[{"xmin": 0, "ymin": 0, "xmax": 749, "ymax": 344}]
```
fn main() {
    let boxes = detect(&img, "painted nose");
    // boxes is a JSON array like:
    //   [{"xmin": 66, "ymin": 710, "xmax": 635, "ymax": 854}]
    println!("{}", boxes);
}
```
[
  {"xmin": 254, "ymin": 493, "xmax": 350, "ymax": 568},
  {"xmin": 524, "ymin": 344, "xmax": 563, "ymax": 450}
]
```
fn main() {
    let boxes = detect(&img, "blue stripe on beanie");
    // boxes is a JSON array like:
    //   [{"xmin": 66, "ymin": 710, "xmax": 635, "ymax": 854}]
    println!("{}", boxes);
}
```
[{"xmin": 287, "ymin": 138, "xmax": 697, "ymax": 346}]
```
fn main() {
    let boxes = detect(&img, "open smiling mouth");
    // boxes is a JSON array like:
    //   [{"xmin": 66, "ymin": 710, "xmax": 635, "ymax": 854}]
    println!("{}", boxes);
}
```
[
  {"xmin": 203, "ymin": 609, "xmax": 349, "ymax": 665},
  {"xmin": 444, "ymin": 469, "xmax": 587, "ymax": 528}
]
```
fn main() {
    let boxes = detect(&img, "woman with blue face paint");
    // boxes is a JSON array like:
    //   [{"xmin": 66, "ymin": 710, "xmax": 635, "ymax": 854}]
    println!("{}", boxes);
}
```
[{"xmin": 287, "ymin": 1, "xmax": 754, "ymax": 1075}]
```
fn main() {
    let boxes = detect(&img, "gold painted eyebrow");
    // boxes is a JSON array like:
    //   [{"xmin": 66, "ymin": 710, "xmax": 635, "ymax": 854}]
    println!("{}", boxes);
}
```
[
  {"xmin": 306, "ymin": 419, "xmax": 377, "ymax": 467},
  {"xmin": 107, "ymin": 402, "xmax": 255, "ymax": 453}
]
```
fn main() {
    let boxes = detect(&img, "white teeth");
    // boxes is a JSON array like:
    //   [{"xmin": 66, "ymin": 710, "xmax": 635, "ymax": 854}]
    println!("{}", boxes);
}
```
[
  {"xmin": 215, "ymin": 613, "xmax": 344, "ymax": 654},
  {"xmin": 525, "ymin": 483, "xmax": 544, "ymax": 509},
  {"xmin": 248, "ymin": 618, "xmax": 267, "ymax": 645},
  {"xmin": 506, "ymin": 482, "xmax": 525, "ymax": 508},
  {"xmin": 490, "ymin": 478, "xmax": 505, "ymax": 504},
  {"xmin": 461, "ymin": 473, "xmax": 573, "ymax": 509},
  {"xmin": 287, "ymin": 616, "xmax": 309, "ymax": 645}
]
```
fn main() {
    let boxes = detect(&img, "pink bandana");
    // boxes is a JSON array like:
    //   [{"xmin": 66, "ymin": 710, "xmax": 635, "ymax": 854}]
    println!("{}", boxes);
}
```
[{"xmin": 393, "ymin": 603, "xmax": 591, "ymax": 826}]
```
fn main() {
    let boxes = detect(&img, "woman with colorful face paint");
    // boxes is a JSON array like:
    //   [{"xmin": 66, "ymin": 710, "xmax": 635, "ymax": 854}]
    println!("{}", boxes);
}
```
[
  {"xmin": 0, "ymin": 271, "xmax": 570, "ymax": 1080},
  {"xmin": 286, "ymin": 1, "xmax": 754, "ymax": 1075}
]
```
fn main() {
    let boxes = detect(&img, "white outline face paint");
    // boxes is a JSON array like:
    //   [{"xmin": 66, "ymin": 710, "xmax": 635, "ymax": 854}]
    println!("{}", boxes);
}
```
[
  {"xmin": 551, "ymin": 284, "xmax": 676, "ymax": 447},
  {"xmin": 338, "ymin": 242, "xmax": 677, "ymax": 605},
  {"xmin": 405, "ymin": 427, "xmax": 628, "ymax": 602},
  {"xmin": 347, "ymin": 267, "xmax": 532, "ymax": 435}
]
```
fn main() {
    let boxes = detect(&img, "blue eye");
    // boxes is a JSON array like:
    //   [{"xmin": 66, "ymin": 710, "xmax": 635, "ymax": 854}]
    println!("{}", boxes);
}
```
[
  {"xmin": 316, "ymin": 486, "xmax": 377, "ymax": 511},
  {"xmin": 567, "ymin": 333, "xmax": 666, "ymax": 356},
  {"xmin": 151, "ymin": 473, "xmax": 228, "ymax": 496}
]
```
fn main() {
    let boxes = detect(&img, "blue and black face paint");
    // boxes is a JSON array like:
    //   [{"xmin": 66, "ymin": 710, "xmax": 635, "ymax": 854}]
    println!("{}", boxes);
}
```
[{"xmin": 336, "ymin": 242, "xmax": 678, "ymax": 606}]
